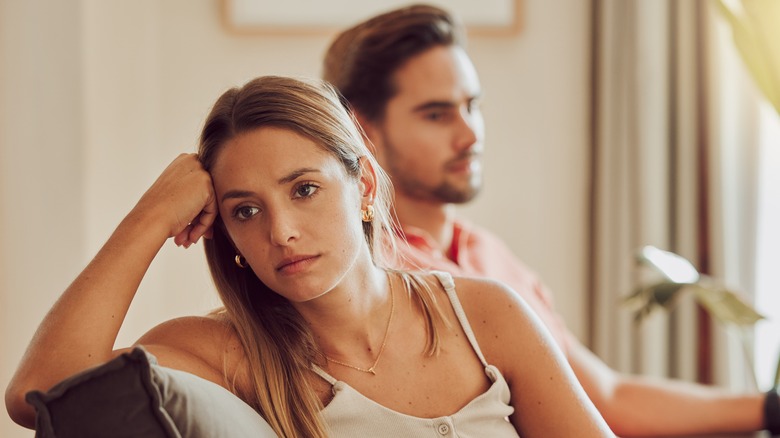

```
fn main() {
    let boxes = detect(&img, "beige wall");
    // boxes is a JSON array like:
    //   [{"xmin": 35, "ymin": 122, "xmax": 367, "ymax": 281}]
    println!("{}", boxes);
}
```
[
  {"xmin": 1, "ymin": 1, "xmax": 87, "ymax": 437},
  {"xmin": 0, "ymin": 1, "xmax": 588, "ymax": 436}
]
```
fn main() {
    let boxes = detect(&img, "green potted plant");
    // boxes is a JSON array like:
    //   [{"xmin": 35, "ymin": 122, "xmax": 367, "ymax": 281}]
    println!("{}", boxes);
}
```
[{"xmin": 624, "ymin": 245, "xmax": 778, "ymax": 389}]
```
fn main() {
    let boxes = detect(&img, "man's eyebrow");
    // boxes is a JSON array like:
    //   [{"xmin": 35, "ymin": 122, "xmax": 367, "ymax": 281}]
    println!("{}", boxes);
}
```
[
  {"xmin": 412, "ymin": 101, "xmax": 456, "ymax": 113},
  {"xmin": 412, "ymin": 94, "xmax": 482, "ymax": 113}
]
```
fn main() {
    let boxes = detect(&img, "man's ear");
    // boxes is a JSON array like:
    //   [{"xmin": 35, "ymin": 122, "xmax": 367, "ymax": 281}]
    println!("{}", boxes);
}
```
[
  {"xmin": 354, "ymin": 111, "xmax": 386, "ymax": 164},
  {"xmin": 353, "ymin": 111, "xmax": 375, "ymax": 141},
  {"xmin": 357, "ymin": 156, "xmax": 378, "ymax": 207}
]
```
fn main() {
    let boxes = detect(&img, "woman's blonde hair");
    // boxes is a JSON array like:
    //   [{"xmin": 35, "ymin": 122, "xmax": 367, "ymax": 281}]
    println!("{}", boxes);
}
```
[{"xmin": 198, "ymin": 76, "xmax": 447, "ymax": 437}]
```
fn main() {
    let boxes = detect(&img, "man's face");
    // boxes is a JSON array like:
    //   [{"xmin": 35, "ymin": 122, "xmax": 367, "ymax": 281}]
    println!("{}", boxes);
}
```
[{"xmin": 367, "ymin": 45, "xmax": 484, "ymax": 204}]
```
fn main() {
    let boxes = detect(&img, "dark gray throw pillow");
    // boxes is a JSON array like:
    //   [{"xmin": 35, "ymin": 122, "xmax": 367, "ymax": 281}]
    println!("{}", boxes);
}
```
[{"xmin": 25, "ymin": 346, "xmax": 277, "ymax": 438}]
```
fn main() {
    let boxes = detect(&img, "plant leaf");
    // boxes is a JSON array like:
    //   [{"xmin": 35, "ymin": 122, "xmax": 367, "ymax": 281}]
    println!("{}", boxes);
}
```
[
  {"xmin": 624, "ymin": 282, "xmax": 688, "ymax": 323},
  {"xmin": 636, "ymin": 246, "xmax": 701, "ymax": 283},
  {"xmin": 691, "ymin": 285, "xmax": 766, "ymax": 326}
]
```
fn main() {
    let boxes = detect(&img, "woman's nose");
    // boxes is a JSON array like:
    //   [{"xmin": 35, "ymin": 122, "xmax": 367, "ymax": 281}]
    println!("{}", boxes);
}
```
[{"xmin": 268, "ymin": 210, "xmax": 299, "ymax": 246}]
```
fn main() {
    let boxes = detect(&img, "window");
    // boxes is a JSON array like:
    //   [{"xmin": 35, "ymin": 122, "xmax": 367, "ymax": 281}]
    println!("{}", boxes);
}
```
[{"xmin": 754, "ymin": 101, "xmax": 780, "ymax": 390}]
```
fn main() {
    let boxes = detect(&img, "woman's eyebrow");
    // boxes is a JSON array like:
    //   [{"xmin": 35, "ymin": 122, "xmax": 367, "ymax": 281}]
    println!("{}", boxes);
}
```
[
  {"xmin": 221, "ymin": 190, "xmax": 255, "ymax": 202},
  {"xmin": 220, "ymin": 168, "xmax": 322, "ymax": 203},
  {"xmin": 277, "ymin": 167, "xmax": 320, "ymax": 185}
]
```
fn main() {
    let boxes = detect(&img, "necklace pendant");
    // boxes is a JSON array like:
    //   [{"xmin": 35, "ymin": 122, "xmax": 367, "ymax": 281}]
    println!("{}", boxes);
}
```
[{"xmin": 323, "ymin": 273, "xmax": 394, "ymax": 378}]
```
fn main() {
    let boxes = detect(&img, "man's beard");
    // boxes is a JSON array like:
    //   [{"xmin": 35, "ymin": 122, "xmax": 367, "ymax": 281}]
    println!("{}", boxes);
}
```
[
  {"xmin": 382, "ymin": 140, "xmax": 482, "ymax": 204},
  {"xmin": 428, "ymin": 177, "xmax": 481, "ymax": 203}
]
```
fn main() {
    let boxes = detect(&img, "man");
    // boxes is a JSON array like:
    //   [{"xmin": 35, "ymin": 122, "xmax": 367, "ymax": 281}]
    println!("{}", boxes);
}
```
[{"xmin": 323, "ymin": 4, "xmax": 778, "ymax": 437}]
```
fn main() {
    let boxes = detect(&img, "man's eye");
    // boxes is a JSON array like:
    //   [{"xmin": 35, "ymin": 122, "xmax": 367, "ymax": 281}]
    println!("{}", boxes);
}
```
[
  {"xmin": 294, "ymin": 183, "xmax": 319, "ymax": 198},
  {"xmin": 425, "ymin": 111, "xmax": 446, "ymax": 121},
  {"xmin": 235, "ymin": 206, "xmax": 260, "ymax": 220}
]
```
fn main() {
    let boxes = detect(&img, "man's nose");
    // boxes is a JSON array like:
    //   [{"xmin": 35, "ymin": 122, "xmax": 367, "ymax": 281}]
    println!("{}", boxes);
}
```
[{"xmin": 454, "ymin": 107, "xmax": 482, "ymax": 151}]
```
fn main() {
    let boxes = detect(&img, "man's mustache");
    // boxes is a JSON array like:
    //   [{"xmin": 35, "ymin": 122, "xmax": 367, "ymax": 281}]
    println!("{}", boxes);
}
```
[{"xmin": 445, "ymin": 149, "xmax": 482, "ymax": 169}]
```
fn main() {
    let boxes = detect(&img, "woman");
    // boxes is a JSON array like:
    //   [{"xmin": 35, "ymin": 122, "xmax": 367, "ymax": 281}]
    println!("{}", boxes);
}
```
[{"xmin": 6, "ymin": 76, "xmax": 614, "ymax": 437}]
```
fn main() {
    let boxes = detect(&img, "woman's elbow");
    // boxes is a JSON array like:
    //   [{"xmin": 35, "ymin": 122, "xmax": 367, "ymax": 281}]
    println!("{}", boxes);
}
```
[
  {"xmin": 5, "ymin": 379, "xmax": 37, "ymax": 429},
  {"xmin": 4, "ymin": 362, "xmax": 52, "ymax": 430}
]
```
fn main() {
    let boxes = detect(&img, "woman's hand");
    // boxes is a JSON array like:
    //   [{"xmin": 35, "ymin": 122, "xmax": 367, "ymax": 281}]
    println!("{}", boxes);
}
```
[
  {"xmin": 132, "ymin": 153, "xmax": 218, "ymax": 248},
  {"xmin": 5, "ymin": 153, "xmax": 219, "ymax": 428}
]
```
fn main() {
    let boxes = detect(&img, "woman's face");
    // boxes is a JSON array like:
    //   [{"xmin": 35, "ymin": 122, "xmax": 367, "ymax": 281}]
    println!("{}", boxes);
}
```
[{"xmin": 211, "ymin": 126, "xmax": 371, "ymax": 302}]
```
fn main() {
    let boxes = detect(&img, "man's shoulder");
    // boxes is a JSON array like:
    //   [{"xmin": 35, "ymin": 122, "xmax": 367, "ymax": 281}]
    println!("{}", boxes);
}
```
[
  {"xmin": 455, "ymin": 219, "xmax": 530, "ymax": 263},
  {"xmin": 459, "ymin": 219, "xmax": 504, "ymax": 240}
]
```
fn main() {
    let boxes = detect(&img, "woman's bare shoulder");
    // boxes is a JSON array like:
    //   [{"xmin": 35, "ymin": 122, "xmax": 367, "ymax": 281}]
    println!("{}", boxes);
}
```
[
  {"xmin": 130, "ymin": 310, "xmax": 247, "ymax": 388},
  {"xmin": 137, "ymin": 311, "xmax": 236, "ymax": 347},
  {"xmin": 448, "ymin": 275, "xmax": 523, "ymax": 317},
  {"xmin": 447, "ymin": 275, "xmax": 553, "ymax": 369}
]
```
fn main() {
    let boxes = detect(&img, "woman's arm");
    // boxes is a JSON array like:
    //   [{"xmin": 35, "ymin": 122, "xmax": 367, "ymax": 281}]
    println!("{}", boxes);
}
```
[
  {"xmin": 4, "ymin": 154, "xmax": 217, "ymax": 428},
  {"xmin": 455, "ymin": 277, "xmax": 615, "ymax": 437}
]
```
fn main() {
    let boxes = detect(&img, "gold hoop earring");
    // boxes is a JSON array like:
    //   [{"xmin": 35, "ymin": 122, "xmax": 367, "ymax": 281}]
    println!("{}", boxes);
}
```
[
  {"xmin": 361, "ymin": 205, "xmax": 374, "ymax": 222},
  {"xmin": 234, "ymin": 254, "xmax": 247, "ymax": 269}
]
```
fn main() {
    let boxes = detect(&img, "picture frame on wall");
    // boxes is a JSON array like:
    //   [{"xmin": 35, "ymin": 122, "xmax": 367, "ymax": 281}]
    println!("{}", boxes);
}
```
[{"xmin": 220, "ymin": 0, "xmax": 522, "ymax": 35}]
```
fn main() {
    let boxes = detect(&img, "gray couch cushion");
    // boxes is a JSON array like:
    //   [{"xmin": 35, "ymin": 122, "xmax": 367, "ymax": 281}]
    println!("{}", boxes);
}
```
[{"xmin": 26, "ymin": 346, "xmax": 277, "ymax": 437}]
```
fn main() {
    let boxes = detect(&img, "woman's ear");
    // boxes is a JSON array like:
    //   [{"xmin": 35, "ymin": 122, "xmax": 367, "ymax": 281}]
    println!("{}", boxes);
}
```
[{"xmin": 358, "ymin": 156, "xmax": 378, "ymax": 208}]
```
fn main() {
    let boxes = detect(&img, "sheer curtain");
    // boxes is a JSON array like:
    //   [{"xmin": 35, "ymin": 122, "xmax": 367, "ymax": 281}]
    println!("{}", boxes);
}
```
[
  {"xmin": 589, "ymin": 0, "xmax": 777, "ymax": 390},
  {"xmin": 588, "ymin": 0, "xmax": 735, "ymax": 383},
  {"xmin": 707, "ymin": 9, "xmax": 762, "ymax": 390}
]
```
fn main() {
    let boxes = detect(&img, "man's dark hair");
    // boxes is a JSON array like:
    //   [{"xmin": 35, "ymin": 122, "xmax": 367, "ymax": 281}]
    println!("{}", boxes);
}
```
[{"xmin": 323, "ymin": 4, "xmax": 465, "ymax": 122}]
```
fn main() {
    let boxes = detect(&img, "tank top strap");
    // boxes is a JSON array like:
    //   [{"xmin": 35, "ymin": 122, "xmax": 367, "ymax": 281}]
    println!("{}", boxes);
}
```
[
  {"xmin": 311, "ymin": 364, "xmax": 337, "ymax": 385},
  {"xmin": 430, "ymin": 271, "xmax": 489, "ymax": 368}
]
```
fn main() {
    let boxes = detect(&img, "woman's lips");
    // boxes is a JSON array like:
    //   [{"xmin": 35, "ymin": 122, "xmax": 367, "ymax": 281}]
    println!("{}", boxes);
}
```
[{"xmin": 275, "ymin": 255, "xmax": 320, "ymax": 274}]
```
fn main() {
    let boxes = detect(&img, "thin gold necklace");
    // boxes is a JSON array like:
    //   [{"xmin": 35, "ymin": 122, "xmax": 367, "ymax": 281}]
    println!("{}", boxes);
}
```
[{"xmin": 324, "ymin": 275, "xmax": 395, "ymax": 376}]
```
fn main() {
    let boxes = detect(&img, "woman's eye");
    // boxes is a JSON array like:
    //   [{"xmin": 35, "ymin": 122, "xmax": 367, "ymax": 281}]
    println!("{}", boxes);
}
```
[
  {"xmin": 294, "ymin": 183, "xmax": 319, "ymax": 198},
  {"xmin": 234, "ymin": 206, "xmax": 260, "ymax": 220}
]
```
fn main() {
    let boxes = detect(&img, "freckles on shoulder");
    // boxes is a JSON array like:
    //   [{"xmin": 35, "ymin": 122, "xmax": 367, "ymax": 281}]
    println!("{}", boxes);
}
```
[
  {"xmin": 453, "ymin": 276, "xmax": 538, "ymax": 359},
  {"xmin": 136, "ymin": 314, "xmax": 245, "ymax": 365},
  {"xmin": 455, "ymin": 276, "xmax": 521, "ymax": 320},
  {"xmin": 133, "ymin": 313, "xmax": 254, "ymax": 391}
]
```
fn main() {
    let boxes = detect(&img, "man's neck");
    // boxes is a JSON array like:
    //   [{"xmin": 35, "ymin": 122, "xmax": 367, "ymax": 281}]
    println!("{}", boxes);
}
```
[{"xmin": 393, "ymin": 192, "xmax": 456, "ymax": 251}]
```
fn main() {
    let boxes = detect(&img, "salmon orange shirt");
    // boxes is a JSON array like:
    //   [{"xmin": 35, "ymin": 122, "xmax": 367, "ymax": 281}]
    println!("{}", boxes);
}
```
[{"xmin": 393, "ymin": 220, "xmax": 571, "ymax": 354}]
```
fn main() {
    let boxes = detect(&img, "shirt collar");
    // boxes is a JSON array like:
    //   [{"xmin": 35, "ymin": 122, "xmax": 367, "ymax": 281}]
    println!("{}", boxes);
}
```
[{"xmin": 399, "ymin": 219, "xmax": 473, "ymax": 263}]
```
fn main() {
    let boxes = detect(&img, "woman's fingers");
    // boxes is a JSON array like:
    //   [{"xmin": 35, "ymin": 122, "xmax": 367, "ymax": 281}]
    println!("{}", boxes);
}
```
[
  {"xmin": 173, "ymin": 226, "xmax": 193, "ymax": 247},
  {"xmin": 174, "ymin": 200, "xmax": 218, "ymax": 249},
  {"xmin": 136, "ymin": 153, "xmax": 218, "ymax": 242},
  {"xmin": 171, "ymin": 162, "xmax": 218, "ymax": 248},
  {"xmin": 189, "ymin": 192, "xmax": 218, "ymax": 243}
]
